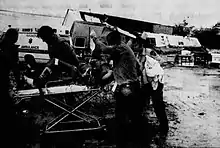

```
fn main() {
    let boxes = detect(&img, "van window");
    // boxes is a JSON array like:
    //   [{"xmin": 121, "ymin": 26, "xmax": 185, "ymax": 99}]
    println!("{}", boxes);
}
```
[
  {"xmin": 22, "ymin": 28, "xmax": 33, "ymax": 32},
  {"xmin": 149, "ymin": 38, "xmax": 156, "ymax": 45},
  {"xmin": 178, "ymin": 41, "xmax": 184, "ymax": 45},
  {"xmin": 74, "ymin": 37, "xmax": 86, "ymax": 48}
]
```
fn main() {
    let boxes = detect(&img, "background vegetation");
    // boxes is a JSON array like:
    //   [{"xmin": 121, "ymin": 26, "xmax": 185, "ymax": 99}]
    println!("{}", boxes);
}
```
[{"xmin": 173, "ymin": 20, "xmax": 220, "ymax": 49}]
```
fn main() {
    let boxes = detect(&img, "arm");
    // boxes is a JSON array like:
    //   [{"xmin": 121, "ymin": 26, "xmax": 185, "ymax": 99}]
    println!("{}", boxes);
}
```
[
  {"xmin": 93, "ymin": 37, "xmax": 115, "ymax": 55},
  {"xmin": 90, "ymin": 30, "xmax": 115, "ymax": 56},
  {"xmin": 127, "ymin": 38, "xmax": 133, "ymax": 48}
]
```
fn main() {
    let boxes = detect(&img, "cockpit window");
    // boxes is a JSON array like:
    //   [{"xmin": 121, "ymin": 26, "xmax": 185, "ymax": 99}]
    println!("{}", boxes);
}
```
[{"xmin": 74, "ymin": 37, "xmax": 86, "ymax": 48}]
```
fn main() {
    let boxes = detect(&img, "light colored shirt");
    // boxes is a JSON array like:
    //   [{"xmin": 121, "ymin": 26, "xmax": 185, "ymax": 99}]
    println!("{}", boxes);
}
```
[{"xmin": 142, "ymin": 54, "xmax": 164, "ymax": 90}]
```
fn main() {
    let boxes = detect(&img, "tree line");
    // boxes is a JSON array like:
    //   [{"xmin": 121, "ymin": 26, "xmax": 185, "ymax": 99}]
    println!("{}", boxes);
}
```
[{"xmin": 173, "ymin": 20, "xmax": 220, "ymax": 49}]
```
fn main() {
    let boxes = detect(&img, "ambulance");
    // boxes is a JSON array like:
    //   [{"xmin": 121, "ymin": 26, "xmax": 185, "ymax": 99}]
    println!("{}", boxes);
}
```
[
  {"xmin": 1, "ymin": 22, "xmax": 105, "ymax": 64},
  {"xmin": 16, "ymin": 26, "xmax": 71, "ymax": 63}
]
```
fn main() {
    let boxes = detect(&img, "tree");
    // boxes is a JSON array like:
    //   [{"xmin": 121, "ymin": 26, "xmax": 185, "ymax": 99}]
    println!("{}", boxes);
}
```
[
  {"xmin": 212, "ymin": 22, "xmax": 220, "ymax": 28},
  {"xmin": 192, "ymin": 22, "xmax": 220, "ymax": 49},
  {"xmin": 173, "ymin": 19, "xmax": 193, "ymax": 36},
  {"xmin": 173, "ymin": 20, "xmax": 220, "ymax": 49}
]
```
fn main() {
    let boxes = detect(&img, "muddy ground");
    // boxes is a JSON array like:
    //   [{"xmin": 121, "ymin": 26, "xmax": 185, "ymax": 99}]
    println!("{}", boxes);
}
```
[
  {"xmin": 98, "ymin": 66, "xmax": 220, "ymax": 148},
  {"xmin": 15, "ymin": 65, "xmax": 220, "ymax": 148},
  {"xmin": 163, "ymin": 66, "xmax": 220, "ymax": 148}
]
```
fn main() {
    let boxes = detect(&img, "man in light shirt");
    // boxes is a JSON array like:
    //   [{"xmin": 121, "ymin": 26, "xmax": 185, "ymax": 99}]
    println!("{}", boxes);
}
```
[{"xmin": 140, "ymin": 48, "xmax": 169, "ymax": 137}]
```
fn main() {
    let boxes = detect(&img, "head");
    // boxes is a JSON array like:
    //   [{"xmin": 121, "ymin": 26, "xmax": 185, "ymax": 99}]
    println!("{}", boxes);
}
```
[
  {"xmin": 150, "ymin": 50, "xmax": 157, "ymax": 56},
  {"xmin": 4, "ymin": 28, "xmax": 19, "ymax": 44},
  {"xmin": 106, "ymin": 31, "xmax": 121, "ymax": 46},
  {"xmin": 37, "ymin": 26, "xmax": 56, "ymax": 44},
  {"xmin": 24, "ymin": 54, "xmax": 36, "ymax": 67}
]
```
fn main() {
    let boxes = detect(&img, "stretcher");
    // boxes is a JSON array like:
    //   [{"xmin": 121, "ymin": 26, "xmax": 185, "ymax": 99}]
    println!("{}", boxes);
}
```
[{"xmin": 15, "ymin": 81, "xmax": 105, "ymax": 134}]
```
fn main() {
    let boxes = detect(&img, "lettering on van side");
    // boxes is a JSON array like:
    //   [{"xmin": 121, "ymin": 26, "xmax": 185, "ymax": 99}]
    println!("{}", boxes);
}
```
[
  {"xmin": 20, "ymin": 45, "xmax": 39, "ymax": 49},
  {"xmin": 26, "ymin": 34, "xmax": 37, "ymax": 37}
]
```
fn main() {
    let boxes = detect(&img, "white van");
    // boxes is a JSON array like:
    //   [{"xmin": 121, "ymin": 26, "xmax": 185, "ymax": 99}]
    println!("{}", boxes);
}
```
[
  {"xmin": 13, "ymin": 21, "xmax": 105, "ymax": 63},
  {"xmin": 13, "ymin": 27, "xmax": 71, "ymax": 64},
  {"xmin": 210, "ymin": 50, "xmax": 220, "ymax": 65}
]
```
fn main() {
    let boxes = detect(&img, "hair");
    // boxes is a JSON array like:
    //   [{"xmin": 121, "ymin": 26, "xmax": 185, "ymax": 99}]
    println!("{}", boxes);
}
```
[
  {"xmin": 24, "ymin": 54, "xmax": 36, "ymax": 66},
  {"xmin": 4, "ymin": 28, "xmax": 19, "ymax": 44},
  {"xmin": 150, "ymin": 50, "xmax": 157, "ymax": 56},
  {"xmin": 37, "ymin": 26, "xmax": 55, "ymax": 38},
  {"xmin": 106, "ymin": 31, "xmax": 121, "ymax": 45}
]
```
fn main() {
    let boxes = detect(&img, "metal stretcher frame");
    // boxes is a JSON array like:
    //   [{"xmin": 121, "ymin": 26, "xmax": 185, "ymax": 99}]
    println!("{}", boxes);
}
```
[{"xmin": 15, "ymin": 83, "xmax": 106, "ymax": 134}]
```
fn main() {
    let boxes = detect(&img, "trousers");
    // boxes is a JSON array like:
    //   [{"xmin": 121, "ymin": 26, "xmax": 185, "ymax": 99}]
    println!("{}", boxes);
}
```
[
  {"xmin": 114, "ymin": 81, "xmax": 146, "ymax": 148},
  {"xmin": 142, "ymin": 82, "xmax": 169, "ymax": 134}
]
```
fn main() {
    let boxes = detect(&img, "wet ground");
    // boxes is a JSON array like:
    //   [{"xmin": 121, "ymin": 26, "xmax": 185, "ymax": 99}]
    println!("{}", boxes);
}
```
[
  {"xmin": 16, "ymin": 66, "xmax": 220, "ymax": 148},
  {"xmin": 162, "ymin": 66, "xmax": 220, "ymax": 148},
  {"xmin": 79, "ymin": 66, "xmax": 220, "ymax": 148}
]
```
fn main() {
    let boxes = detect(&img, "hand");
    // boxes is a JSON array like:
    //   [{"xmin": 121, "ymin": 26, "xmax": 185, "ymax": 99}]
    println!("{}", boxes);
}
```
[
  {"xmin": 104, "ymin": 23, "xmax": 116, "ymax": 30},
  {"xmin": 106, "ymin": 24, "xmax": 115, "ymax": 30},
  {"xmin": 9, "ymin": 90, "xmax": 16, "ymax": 98},
  {"xmin": 90, "ymin": 30, "xmax": 97, "ymax": 39},
  {"xmin": 24, "ymin": 75, "xmax": 35, "ymax": 88}
]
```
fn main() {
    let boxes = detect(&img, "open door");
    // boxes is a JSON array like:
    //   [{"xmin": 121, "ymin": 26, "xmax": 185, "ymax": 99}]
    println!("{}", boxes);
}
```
[{"xmin": 62, "ymin": 9, "xmax": 82, "ymax": 29}]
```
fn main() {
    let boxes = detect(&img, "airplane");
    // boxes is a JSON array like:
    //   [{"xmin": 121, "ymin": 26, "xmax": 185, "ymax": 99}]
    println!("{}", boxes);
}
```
[{"xmin": 79, "ymin": 11, "xmax": 174, "ymax": 36}]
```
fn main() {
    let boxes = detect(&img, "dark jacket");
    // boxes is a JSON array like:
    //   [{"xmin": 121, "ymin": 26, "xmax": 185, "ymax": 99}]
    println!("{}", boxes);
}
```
[
  {"xmin": 0, "ymin": 51, "xmax": 10, "ymax": 97},
  {"xmin": 0, "ymin": 41, "xmax": 20, "ymax": 88},
  {"xmin": 47, "ymin": 35, "xmax": 79, "ymax": 68}
]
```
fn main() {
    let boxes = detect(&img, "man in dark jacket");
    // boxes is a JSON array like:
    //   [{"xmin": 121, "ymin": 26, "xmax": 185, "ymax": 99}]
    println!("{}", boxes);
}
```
[
  {"xmin": 0, "ymin": 28, "xmax": 21, "ymax": 89},
  {"xmin": 0, "ymin": 28, "xmax": 25, "ymax": 147},
  {"xmin": 91, "ymin": 30, "xmax": 146, "ymax": 147},
  {"xmin": 35, "ymin": 26, "xmax": 80, "ymax": 87},
  {"xmin": 37, "ymin": 26, "xmax": 79, "ymax": 67}
]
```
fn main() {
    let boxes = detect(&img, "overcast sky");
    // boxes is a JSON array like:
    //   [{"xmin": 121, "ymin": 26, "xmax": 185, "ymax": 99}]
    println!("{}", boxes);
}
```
[{"xmin": 1, "ymin": 0, "xmax": 220, "ymax": 28}]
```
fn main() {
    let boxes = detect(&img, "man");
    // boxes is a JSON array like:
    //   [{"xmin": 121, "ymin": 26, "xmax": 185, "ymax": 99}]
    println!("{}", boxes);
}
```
[
  {"xmin": 140, "ymin": 49, "xmax": 169, "ymax": 137},
  {"xmin": 33, "ymin": 26, "xmax": 80, "ymax": 87},
  {"xmin": 23, "ymin": 54, "xmax": 43, "ymax": 88},
  {"xmin": 24, "ymin": 54, "xmax": 41, "ymax": 79},
  {"xmin": 0, "ymin": 28, "xmax": 26, "ymax": 147},
  {"xmin": 37, "ymin": 26, "xmax": 79, "ymax": 67},
  {"xmin": 0, "ymin": 28, "xmax": 21, "ymax": 89},
  {"xmin": 91, "ymin": 30, "xmax": 145, "ymax": 147}
]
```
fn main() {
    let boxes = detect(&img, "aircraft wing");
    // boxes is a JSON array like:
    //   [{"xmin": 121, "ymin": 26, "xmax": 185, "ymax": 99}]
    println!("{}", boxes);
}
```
[{"xmin": 79, "ymin": 11, "xmax": 155, "ymax": 35}]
